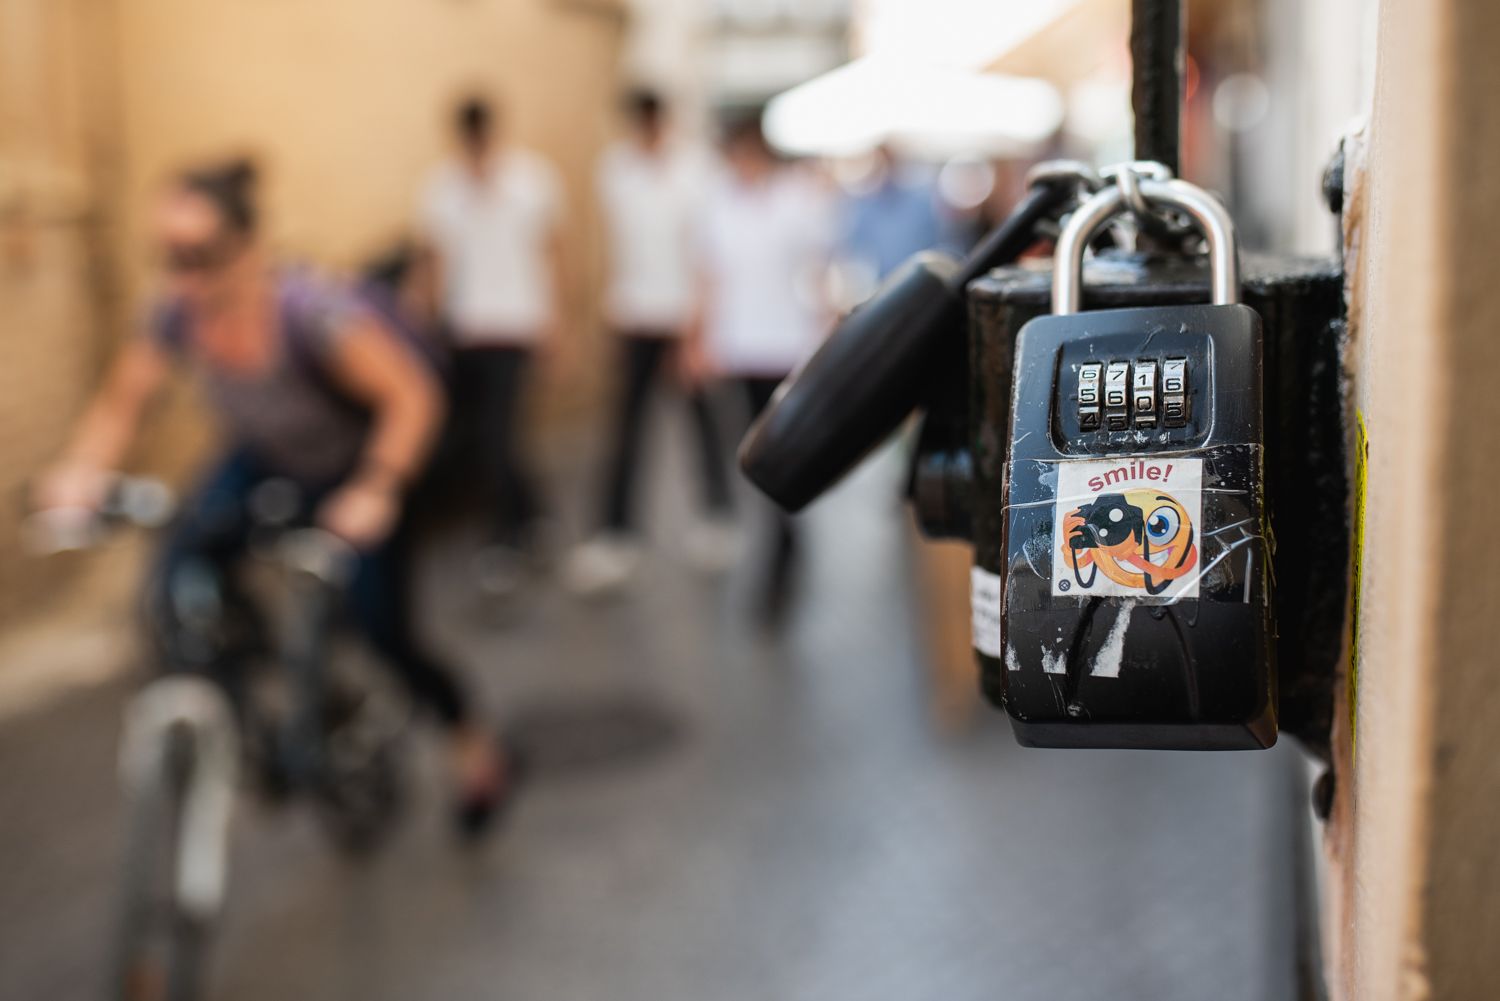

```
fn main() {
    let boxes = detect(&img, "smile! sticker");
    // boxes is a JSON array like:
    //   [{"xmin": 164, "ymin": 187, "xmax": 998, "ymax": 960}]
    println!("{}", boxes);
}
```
[{"xmin": 1051, "ymin": 457, "xmax": 1203, "ymax": 600}]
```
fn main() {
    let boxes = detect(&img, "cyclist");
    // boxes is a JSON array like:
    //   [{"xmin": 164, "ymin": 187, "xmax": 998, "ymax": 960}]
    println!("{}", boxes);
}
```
[{"xmin": 34, "ymin": 157, "xmax": 517, "ymax": 835}]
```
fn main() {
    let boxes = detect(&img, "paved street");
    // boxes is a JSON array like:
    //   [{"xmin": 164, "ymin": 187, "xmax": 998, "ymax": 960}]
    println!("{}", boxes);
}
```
[{"xmin": 0, "ymin": 431, "xmax": 1310, "ymax": 1001}]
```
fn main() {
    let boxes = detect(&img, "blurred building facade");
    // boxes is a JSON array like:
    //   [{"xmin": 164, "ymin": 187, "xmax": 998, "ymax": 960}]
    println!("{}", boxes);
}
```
[
  {"xmin": 0, "ymin": 0, "xmax": 121, "ymax": 623},
  {"xmin": 111, "ymin": 0, "xmax": 624, "ymax": 281}
]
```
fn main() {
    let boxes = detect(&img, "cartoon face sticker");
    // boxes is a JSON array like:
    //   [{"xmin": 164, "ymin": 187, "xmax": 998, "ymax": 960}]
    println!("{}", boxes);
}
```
[
  {"xmin": 1059, "ymin": 489, "xmax": 1200, "ymax": 596},
  {"xmin": 1049, "ymin": 457, "xmax": 1204, "ymax": 600}
]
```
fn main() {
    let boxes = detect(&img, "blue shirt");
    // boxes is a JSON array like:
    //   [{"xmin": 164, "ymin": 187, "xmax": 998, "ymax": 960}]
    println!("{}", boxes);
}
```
[{"xmin": 839, "ymin": 177, "xmax": 942, "ymax": 281}]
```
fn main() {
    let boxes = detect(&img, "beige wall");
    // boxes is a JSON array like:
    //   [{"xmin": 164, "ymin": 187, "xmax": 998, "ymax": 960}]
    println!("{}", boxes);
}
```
[
  {"xmin": 0, "ymin": 0, "xmax": 121, "ymax": 623},
  {"xmin": 113, "ymin": 0, "xmax": 626, "ymax": 319},
  {"xmin": 1335, "ymin": 0, "xmax": 1500, "ymax": 997}
]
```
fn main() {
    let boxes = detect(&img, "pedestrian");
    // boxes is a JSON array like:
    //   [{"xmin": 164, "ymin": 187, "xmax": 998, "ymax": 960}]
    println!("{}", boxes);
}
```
[
  {"xmin": 565, "ymin": 89, "xmax": 736, "ymax": 596},
  {"xmin": 683, "ymin": 111, "xmax": 835, "ymax": 625},
  {"xmin": 837, "ymin": 143, "xmax": 943, "ymax": 302},
  {"xmin": 418, "ymin": 94, "xmax": 572, "ymax": 595}
]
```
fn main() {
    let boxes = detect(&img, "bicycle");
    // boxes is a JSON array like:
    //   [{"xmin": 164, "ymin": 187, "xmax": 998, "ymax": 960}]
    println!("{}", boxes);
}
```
[{"xmin": 25, "ymin": 476, "xmax": 412, "ymax": 1001}]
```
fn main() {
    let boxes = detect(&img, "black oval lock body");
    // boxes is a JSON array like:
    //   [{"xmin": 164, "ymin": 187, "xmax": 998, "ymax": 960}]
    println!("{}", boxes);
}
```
[{"xmin": 995, "ymin": 301, "xmax": 1275, "ymax": 749}]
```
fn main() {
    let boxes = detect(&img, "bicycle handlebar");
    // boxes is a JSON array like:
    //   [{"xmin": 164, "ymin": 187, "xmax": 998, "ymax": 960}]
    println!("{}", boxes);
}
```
[
  {"xmin": 21, "ymin": 476, "xmax": 177, "ymax": 555},
  {"xmin": 24, "ymin": 476, "xmax": 352, "ymax": 585}
]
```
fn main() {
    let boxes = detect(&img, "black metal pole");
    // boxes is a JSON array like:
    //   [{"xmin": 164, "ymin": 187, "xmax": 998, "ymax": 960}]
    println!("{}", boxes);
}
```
[{"xmin": 1130, "ymin": 0, "xmax": 1183, "ymax": 174}]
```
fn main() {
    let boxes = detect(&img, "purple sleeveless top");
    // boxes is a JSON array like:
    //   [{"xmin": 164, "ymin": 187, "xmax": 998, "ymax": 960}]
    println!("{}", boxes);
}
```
[{"xmin": 150, "ymin": 272, "xmax": 371, "ymax": 485}]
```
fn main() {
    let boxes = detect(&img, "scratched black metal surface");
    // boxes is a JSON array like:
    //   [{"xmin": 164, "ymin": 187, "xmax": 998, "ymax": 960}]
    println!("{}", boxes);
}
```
[{"xmin": 960, "ymin": 252, "xmax": 1347, "ymax": 758}]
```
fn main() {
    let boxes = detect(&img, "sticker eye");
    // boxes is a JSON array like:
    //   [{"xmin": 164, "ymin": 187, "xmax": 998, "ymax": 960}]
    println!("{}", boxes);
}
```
[{"xmin": 1146, "ymin": 506, "xmax": 1180, "ymax": 544}]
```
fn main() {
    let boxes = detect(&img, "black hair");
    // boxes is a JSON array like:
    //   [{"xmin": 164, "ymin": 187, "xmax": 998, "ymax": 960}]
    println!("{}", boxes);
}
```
[
  {"xmin": 456, "ymin": 95, "xmax": 495, "ymax": 146},
  {"xmin": 624, "ymin": 88, "xmax": 664, "ymax": 127},
  {"xmin": 179, "ymin": 157, "xmax": 259, "ymax": 236}
]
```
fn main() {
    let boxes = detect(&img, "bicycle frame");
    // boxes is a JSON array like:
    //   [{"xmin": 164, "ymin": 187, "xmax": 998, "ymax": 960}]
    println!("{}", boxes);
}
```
[
  {"xmin": 120, "ymin": 527, "xmax": 357, "ymax": 908},
  {"xmin": 266, "ymin": 528, "xmax": 355, "ymax": 792}
]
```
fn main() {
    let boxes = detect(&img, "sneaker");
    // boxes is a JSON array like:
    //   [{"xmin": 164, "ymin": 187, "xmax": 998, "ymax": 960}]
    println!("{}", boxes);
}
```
[
  {"xmin": 563, "ymin": 534, "xmax": 642, "ymax": 596},
  {"xmin": 682, "ymin": 518, "xmax": 742, "ymax": 573}
]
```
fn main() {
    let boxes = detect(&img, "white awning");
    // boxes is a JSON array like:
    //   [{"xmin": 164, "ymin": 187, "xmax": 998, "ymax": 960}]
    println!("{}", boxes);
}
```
[
  {"xmin": 761, "ymin": 0, "xmax": 1130, "ymax": 159},
  {"xmin": 763, "ymin": 56, "xmax": 1064, "ymax": 159}
]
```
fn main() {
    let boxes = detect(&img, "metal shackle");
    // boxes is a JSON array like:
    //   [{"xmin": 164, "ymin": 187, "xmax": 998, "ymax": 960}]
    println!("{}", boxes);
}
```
[{"xmin": 1051, "ymin": 177, "xmax": 1240, "ymax": 315}]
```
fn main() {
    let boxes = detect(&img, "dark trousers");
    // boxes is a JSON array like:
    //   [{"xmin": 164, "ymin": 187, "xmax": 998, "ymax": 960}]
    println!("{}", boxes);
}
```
[
  {"xmin": 453, "ymin": 345, "xmax": 542, "ymax": 547},
  {"xmin": 600, "ymin": 333, "xmax": 733, "ymax": 533},
  {"xmin": 151, "ymin": 448, "xmax": 468, "ymax": 727},
  {"xmin": 740, "ymin": 376, "xmax": 798, "ymax": 610}
]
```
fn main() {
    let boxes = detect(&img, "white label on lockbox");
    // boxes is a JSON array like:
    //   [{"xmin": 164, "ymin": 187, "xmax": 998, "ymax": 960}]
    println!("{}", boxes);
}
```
[
  {"xmin": 970, "ymin": 566, "xmax": 1003, "ymax": 658},
  {"xmin": 1050, "ymin": 457, "xmax": 1203, "ymax": 601}
]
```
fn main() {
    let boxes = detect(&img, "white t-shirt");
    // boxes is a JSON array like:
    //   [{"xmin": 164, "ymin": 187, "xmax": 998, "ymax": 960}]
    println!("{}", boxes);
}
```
[
  {"xmin": 597, "ymin": 140, "xmax": 707, "ymax": 332},
  {"xmin": 419, "ymin": 150, "xmax": 563, "ymax": 345},
  {"xmin": 697, "ymin": 167, "xmax": 834, "ymax": 376}
]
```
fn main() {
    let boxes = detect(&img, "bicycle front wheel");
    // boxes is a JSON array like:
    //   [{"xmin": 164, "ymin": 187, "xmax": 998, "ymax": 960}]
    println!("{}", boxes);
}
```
[{"xmin": 111, "ymin": 724, "xmax": 210, "ymax": 1001}]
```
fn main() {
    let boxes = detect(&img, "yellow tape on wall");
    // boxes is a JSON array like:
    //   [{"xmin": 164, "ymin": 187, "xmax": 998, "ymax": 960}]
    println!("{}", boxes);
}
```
[{"xmin": 1349, "ymin": 411, "xmax": 1369, "ymax": 751}]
